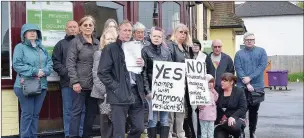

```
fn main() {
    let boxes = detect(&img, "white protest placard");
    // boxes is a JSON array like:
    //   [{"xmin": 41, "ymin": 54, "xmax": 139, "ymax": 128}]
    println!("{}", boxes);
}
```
[
  {"xmin": 185, "ymin": 59, "xmax": 211, "ymax": 105},
  {"xmin": 151, "ymin": 61, "xmax": 186, "ymax": 112},
  {"xmin": 123, "ymin": 41, "xmax": 143, "ymax": 74}
]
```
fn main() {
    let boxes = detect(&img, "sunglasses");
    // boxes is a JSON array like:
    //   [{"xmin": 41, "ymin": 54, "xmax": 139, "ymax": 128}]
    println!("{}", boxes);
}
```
[
  {"xmin": 179, "ymin": 30, "xmax": 188, "ymax": 34},
  {"xmin": 213, "ymin": 45, "xmax": 222, "ymax": 48},
  {"xmin": 83, "ymin": 24, "xmax": 93, "ymax": 27}
]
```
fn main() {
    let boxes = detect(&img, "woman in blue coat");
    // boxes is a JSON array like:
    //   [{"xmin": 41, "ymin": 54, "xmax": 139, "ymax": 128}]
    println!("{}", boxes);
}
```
[{"xmin": 13, "ymin": 23, "xmax": 53, "ymax": 138}]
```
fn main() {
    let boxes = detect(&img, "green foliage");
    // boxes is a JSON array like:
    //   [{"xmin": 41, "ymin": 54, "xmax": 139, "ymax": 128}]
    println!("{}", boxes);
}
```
[
  {"xmin": 288, "ymin": 72, "xmax": 304, "ymax": 82},
  {"xmin": 296, "ymin": 1, "xmax": 304, "ymax": 9}
]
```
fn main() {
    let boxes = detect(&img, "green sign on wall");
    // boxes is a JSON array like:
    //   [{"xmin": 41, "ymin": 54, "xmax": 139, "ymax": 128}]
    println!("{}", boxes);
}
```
[{"xmin": 26, "ymin": 1, "xmax": 73, "ymax": 55}]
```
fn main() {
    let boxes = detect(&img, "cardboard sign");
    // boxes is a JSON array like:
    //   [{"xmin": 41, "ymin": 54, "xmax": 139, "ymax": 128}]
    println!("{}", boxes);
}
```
[
  {"xmin": 151, "ymin": 61, "xmax": 186, "ymax": 112},
  {"xmin": 185, "ymin": 59, "xmax": 211, "ymax": 105}
]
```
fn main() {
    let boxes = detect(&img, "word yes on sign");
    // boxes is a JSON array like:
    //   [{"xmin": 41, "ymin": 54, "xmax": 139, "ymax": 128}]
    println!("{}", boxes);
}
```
[{"xmin": 151, "ymin": 61, "xmax": 186, "ymax": 112}]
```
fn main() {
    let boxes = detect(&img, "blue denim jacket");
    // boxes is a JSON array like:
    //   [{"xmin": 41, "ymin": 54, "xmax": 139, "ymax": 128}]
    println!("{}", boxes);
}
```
[{"xmin": 234, "ymin": 46, "xmax": 268, "ymax": 89}]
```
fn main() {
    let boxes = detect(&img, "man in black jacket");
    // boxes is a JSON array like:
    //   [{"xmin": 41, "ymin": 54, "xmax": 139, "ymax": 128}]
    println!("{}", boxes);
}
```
[
  {"xmin": 206, "ymin": 39, "xmax": 235, "ymax": 90},
  {"xmin": 98, "ymin": 20, "xmax": 146, "ymax": 138},
  {"xmin": 52, "ymin": 20, "xmax": 85, "ymax": 138}
]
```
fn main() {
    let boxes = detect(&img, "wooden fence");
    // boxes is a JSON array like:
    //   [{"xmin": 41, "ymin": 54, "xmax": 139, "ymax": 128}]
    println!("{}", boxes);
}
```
[{"xmin": 268, "ymin": 55, "xmax": 303, "ymax": 74}]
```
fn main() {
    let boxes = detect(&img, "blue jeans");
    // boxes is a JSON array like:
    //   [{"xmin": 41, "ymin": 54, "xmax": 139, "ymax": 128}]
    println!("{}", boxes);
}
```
[
  {"xmin": 148, "ymin": 111, "xmax": 169, "ymax": 128},
  {"xmin": 14, "ymin": 87, "xmax": 47, "ymax": 138},
  {"xmin": 62, "ymin": 87, "xmax": 85, "ymax": 137}
]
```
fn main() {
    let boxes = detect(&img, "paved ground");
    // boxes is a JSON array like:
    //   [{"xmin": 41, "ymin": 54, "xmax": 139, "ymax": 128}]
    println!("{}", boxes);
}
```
[
  {"xmin": 245, "ymin": 82, "xmax": 303, "ymax": 138},
  {"xmin": 40, "ymin": 83, "xmax": 303, "ymax": 138},
  {"xmin": 92, "ymin": 83, "xmax": 304, "ymax": 138}
]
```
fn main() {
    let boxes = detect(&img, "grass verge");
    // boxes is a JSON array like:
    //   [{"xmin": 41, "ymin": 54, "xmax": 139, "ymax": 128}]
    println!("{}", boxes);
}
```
[{"xmin": 288, "ymin": 72, "xmax": 304, "ymax": 82}]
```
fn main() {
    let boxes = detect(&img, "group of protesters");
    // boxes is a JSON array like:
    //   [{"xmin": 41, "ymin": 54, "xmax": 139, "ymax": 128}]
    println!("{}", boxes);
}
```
[{"xmin": 12, "ymin": 15, "xmax": 267, "ymax": 138}]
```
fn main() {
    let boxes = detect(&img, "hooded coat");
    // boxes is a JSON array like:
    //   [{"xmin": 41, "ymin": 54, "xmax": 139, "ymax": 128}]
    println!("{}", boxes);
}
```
[{"xmin": 13, "ymin": 23, "xmax": 53, "ymax": 89}]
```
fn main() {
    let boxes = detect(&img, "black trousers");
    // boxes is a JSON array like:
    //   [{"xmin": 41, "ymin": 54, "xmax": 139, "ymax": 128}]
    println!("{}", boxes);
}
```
[
  {"xmin": 214, "ymin": 119, "xmax": 245, "ymax": 138},
  {"xmin": 70, "ymin": 90, "xmax": 98, "ymax": 138},
  {"xmin": 111, "ymin": 87, "xmax": 145, "ymax": 138},
  {"xmin": 248, "ymin": 103, "xmax": 261, "ymax": 133},
  {"xmin": 100, "ymin": 114, "xmax": 113, "ymax": 138}
]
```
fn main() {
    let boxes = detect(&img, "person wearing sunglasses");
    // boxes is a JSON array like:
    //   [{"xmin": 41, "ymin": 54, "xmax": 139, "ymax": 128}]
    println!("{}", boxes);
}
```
[
  {"xmin": 167, "ymin": 23, "xmax": 193, "ymax": 138},
  {"xmin": 206, "ymin": 39, "xmax": 235, "ymax": 91},
  {"xmin": 66, "ymin": 15, "xmax": 100, "ymax": 138},
  {"xmin": 234, "ymin": 32, "xmax": 268, "ymax": 138}
]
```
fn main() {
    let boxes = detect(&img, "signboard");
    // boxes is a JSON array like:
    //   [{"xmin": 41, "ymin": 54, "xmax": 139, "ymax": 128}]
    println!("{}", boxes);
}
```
[
  {"xmin": 151, "ymin": 61, "xmax": 186, "ymax": 112},
  {"xmin": 202, "ymin": 40, "xmax": 213, "ymax": 54},
  {"xmin": 185, "ymin": 59, "xmax": 211, "ymax": 105},
  {"xmin": 26, "ymin": 1, "xmax": 73, "ymax": 81}
]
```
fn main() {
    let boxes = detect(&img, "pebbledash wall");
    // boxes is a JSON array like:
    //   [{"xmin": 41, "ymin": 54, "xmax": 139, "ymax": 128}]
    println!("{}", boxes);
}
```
[{"xmin": 1, "ymin": 1, "xmax": 192, "ymax": 136}]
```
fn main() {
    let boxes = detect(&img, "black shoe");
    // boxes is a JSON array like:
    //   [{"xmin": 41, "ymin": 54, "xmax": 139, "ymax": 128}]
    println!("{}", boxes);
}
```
[
  {"xmin": 160, "ymin": 126, "xmax": 170, "ymax": 138},
  {"xmin": 65, "ymin": 136, "xmax": 69, "ymax": 138},
  {"xmin": 148, "ymin": 127, "xmax": 157, "ymax": 138}
]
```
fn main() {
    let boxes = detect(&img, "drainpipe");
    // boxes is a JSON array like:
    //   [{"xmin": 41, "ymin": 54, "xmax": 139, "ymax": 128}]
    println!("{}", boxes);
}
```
[{"xmin": 189, "ymin": 2, "xmax": 193, "ymax": 36}]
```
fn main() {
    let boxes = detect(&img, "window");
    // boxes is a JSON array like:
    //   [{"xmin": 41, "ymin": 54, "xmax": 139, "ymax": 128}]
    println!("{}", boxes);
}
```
[
  {"xmin": 161, "ymin": 2, "xmax": 180, "ymax": 31},
  {"xmin": 84, "ymin": 1, "xmax": 124, "ymax": 38},
  {"xmin": 1, "ymin": 1, "xmax": 12, "ymax": 79},
  {"xmin": 138, "ymin": 1, "xmax": 159, "ymax": 29}
]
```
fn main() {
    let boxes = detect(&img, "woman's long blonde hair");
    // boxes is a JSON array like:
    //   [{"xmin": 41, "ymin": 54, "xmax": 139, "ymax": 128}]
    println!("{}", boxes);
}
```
[
  {"xmin": 170, "ymin": 23, "xmax": 193, "ymax": 47},
  {"xmin": 99, "ymin": 28, "xmax": 118, "ymax": 49}
]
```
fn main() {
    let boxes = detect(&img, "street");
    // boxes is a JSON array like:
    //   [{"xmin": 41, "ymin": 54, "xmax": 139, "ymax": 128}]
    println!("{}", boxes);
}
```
[
  {"xmin": 41, "ymin": 83, "xmax": 303, "ymax": 138},
  {"xmin": 245, "ymin": 82, "xmax": 303, "ymax": 138}
]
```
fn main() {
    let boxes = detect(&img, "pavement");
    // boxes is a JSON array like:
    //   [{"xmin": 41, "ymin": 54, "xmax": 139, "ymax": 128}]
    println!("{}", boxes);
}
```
[{"xmin": 39, "ymin": 83, "xmax": 303, "ymax": 138}]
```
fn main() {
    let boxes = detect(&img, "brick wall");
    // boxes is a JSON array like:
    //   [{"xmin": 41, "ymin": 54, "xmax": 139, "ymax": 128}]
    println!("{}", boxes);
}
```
[{"xmin": 1, "ymin": 90, "xmax": 19, "ymax": 136}]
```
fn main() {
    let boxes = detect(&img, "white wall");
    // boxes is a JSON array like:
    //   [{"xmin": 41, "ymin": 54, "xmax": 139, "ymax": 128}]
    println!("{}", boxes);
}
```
[{"xmin": 236, "ymin": 15, "xmax": 304, "ymax": 56}]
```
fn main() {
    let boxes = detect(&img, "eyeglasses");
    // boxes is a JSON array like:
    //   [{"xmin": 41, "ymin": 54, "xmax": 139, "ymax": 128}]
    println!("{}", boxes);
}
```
[
  {"xmin": 245, "ymin": 39, "xmax": 255, "ymax": 42},
  {"xmin": 213, "ymin": 45, "xmax": 222, "ymax": 48},
  {"xmin": 83, "ymin": 24, "xmax": 93, "ymax": 27}
]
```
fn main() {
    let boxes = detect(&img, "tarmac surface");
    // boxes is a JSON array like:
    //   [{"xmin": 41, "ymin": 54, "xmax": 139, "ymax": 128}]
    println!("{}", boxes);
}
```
[{"xmin": 38, "ymin": 83, "xmax": 303, "ymax": 138}]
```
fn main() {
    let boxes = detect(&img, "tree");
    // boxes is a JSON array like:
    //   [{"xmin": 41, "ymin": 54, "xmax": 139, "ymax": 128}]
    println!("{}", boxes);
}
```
[{"xmin": 296, "ymin": 1, "xmax": 304, "ymax": 9}]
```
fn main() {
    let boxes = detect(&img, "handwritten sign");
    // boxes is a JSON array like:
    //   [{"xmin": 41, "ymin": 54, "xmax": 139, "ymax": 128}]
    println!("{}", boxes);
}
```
[
  {"xmin": 151, "ymin": 61, "xmax": 186, "ymax": 112},
  {"xmin": 185, "ymin": 59, "xmax": 211, "ymax": 105}
]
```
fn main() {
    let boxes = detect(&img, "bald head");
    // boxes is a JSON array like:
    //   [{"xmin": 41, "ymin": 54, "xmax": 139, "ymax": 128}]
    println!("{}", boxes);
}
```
[
  {"xmin": 212, "ymin": 39, "xmax": 223, "ymax": 56},
  {"xmin": 65, "ymin": 20, "xmax": 79, "ymax": 36}
]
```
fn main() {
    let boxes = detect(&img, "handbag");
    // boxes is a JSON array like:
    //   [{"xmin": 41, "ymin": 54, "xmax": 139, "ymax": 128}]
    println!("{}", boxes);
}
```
[
  {"xmin": 98, "ymin": 94, "xmax": 111, "ymax": 114},
  {"xmin": 244, "ymin": 87, "xmax": 265, "ymax": 106},
  {"xmin": 21, "ymin": 49, "xmax": 43, "ymax": 96}
]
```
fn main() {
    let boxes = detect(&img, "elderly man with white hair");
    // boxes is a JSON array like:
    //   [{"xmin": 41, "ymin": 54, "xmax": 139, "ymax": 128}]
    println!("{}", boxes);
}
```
[
  {"xmin": 132, "ymin": 22, "xmax": 150, "ymax": 47},
  {"xmin": 234, "ymin": 32, "xmax": 267, "ymax": 138}
]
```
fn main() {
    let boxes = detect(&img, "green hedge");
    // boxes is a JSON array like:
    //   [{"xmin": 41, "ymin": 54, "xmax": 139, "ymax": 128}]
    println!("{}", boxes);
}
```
[{"xmin": 288, "ymin": 72, "xmax": 304, "ymax": 82}]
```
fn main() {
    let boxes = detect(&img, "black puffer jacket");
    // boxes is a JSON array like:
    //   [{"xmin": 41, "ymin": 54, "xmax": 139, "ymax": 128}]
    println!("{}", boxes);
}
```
[
  {"xmin": 52, "ymin": 35, "xmax": 75, "ymax": 87},
  {"xmin": 66, "ymin": 34, "xmax": 100, "ymax": 90},
  {"xmin": 142, "ymin": 42, "xmax": 172, "ymax": 94}
]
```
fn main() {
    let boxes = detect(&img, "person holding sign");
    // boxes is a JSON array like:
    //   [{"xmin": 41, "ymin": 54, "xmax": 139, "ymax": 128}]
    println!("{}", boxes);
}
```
[
  {"xmin": 167, "ymin": 23, "xmax": 193, "ymax": 138},
  {"xmin": 198, "ymin": 74, "xmax": 218, "ymax": 138},
  {"xmin": 142, "ymin": 27, "xmax": 172, "ymax": 138},
  {"xmin": 98, "ymin": 20, "xmax": 146, "ymax": 138},
  {"xmin": 214, "ymin": 73, "xmax": 247, "ymax": 138}
]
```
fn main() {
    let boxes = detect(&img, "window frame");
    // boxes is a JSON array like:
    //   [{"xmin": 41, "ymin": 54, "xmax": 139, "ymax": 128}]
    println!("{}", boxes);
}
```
[{"xmin": 1, "ymin": 1, "xmax": 12, "ymax": 79}]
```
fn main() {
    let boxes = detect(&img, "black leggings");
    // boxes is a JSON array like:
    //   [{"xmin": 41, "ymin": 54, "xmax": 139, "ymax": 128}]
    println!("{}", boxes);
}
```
[{"xmin": 214, "ymin": 118, "xmax": 245, "ymax": 138}]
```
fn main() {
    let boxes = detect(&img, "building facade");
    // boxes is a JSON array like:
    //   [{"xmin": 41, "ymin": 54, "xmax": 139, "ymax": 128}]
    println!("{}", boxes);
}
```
[{"xmin": 1, "ymin": 1, "xmax": 195, "ymax": 136}]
